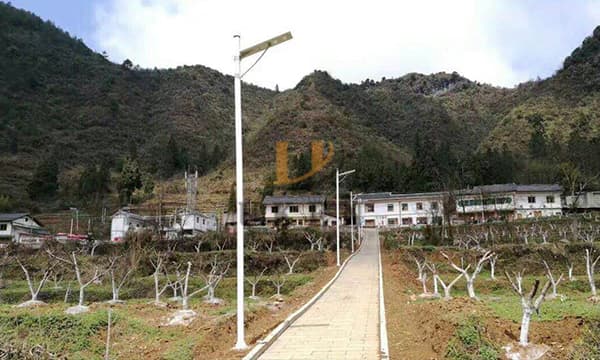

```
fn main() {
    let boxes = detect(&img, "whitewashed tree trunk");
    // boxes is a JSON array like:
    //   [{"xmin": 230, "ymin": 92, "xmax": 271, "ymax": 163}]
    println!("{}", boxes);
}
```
[
  {"xmin": 246, "ymin": 267, "xmax": 267, "ymax": 299},
  {"xmin": 16, "ymin": 259, "xmax": 53, "ymax": 304},
  {"xmin": 489, "ymin": 255, "xmax": 497, "ymax": 280},
  {"xmin": 585, "ymin": 248, "xmax": 600, "ymax": 296},
  {"xmin": 542, "ymin": 260, "xmax": 563, "ymax": 299},
  {"xmin": 201, "ymin": 256, "xmax": 230, "ymax": 304},
  {"xmin": 181, "ymin": 261, "xmax": 209, "ymax": 310},
  {"xmin": 435, "ymin": 273, "xmax": 464, "ymax": 300},
  {"xmin": 505, "ymin": 272, "xmax": 551, "ymax": 346},
  {"xmin": 442, "ymin": 251, "xmax": 494, "ymax": 300},
  {"xmin": 414, "ymin": 258, "xmax": 426, "ymax": 281},
  {"xmin": 283, "ymin": 252, "xmax": 302, "ymax": 274},
  {"xmin": 568, "ymin": 262, "xmax": 575, "ymax": 281}
]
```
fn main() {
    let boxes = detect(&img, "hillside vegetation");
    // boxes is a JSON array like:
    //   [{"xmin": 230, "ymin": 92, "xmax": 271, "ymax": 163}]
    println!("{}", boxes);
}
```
[{"xmin": 2, "ymin": 2, "xmax": 600, "ymax": 215}]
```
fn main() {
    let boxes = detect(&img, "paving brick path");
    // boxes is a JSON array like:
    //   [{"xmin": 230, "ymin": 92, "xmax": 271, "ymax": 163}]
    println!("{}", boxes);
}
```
[{"xmin": 258, "ymin": 229, "xmax": 381, "ymax": 360}]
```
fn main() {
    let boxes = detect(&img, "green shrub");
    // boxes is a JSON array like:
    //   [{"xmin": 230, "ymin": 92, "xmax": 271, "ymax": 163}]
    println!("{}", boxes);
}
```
[
  {"xmin": 569, "ymin": 319, "xmax": 600, "ymax": 360},
  {"xmin": 446, "ymin": 316, "xmax": 500, "ymax": 360}
]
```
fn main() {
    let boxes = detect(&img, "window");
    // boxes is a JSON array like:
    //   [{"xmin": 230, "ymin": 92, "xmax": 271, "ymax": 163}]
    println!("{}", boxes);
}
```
[
  {"xmin": 366, "ymin": 204, "xmax": 374, "ymax": 212},
  {"xmin": 196, "ymin": 217, "xmax": 200, "ymax": 223},
  {"xmin": 401, "ymin": 203, "xmax": 408, "ymax": 211},
  {"xmin": 528, "ymin": 196, "xmax": 536, "ymax": 204},
  {"xmin": 546, "ymin": 196, "xmax": 555, "ymax": 203},
  {"xmin": 271, "ymin": 206, "xmax": 279, "ymax": 213},
  {"xmin": 387, "ymin": 204, "xmax": 394, "ymax": 212},
  {"xmin": 387, "ymin": 218, "xmax": 398, "ymax": 225},
  {"xmin": 0, "ymin": 224, "xmax": 6, "ymax": 231},
  {"xmin": 416, "ymin": 202, "xmax": 423, "ymax": 210},
  {"xmin": 431, "ymin": 202, "xmax": 438, "ymax": 210},
  {"xmin": 289, "ymin": 205, "xmax": 299, "ymax": 213},
  {"xmin": 309, "ymin": 205, "xmax": 316, "ymax": 212},
  {"xmin": 417, "ymin": 217, "xmax": 428, "ymax": 225},
  {"xmin": 402, "ymin": 217, "xmax": 413, "ymax": 225}
]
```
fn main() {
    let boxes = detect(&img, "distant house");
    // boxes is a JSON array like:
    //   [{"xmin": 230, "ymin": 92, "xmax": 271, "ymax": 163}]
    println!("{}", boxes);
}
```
[
  {"xmin": 0, "ymin": 213, "xmax": 49, "ymax": 245},
  {"xmin": 455, "ymin": 184, "xmax": 562, "ymax": 222},
  {"xmin": 263, "ymin": 195, "xmax": 327, "ymax": 228},
  {"xmin": 163, "ymin": 210, "xmax": 217, "ymax": 239},
  {"xmin": 110, "ymin": 209, "xmax": 155, "ymax": 242},
  {"xmin": 355, "ymin": 192, "xmax": 446, "ymax": 228},
  {"xmin": 564, "ymin": 191, "xmax": 600, "ymax": 211}
]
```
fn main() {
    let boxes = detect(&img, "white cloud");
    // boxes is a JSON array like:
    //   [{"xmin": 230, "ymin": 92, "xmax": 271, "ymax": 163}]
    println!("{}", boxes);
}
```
[{"xmin": 93, "ymin": 0, "xmax": 600, "ymax": 90}]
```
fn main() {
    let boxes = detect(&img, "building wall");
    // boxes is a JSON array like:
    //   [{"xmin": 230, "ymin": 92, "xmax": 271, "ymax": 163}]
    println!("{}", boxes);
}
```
[
  {"xmin": 110, "ymin": 214, "xmax": 146, "ymax": 242},
  {"xmin": 0, "ymin": 222, "xmax": 12, "ymax": 239},
  {"xmin": 456, "ymin": 191, "xmax": 562, "ymax": 221},
  {"xmin": 565, "ymin": 191, "xmax": 600, "ymax": 210},
  {"xmin": 357, "ymin": 198, "xmax": 444, "ymax": 228},
  {"xmin": 265, "ymin": 203, "xmax": 324, "ymax": 227}
]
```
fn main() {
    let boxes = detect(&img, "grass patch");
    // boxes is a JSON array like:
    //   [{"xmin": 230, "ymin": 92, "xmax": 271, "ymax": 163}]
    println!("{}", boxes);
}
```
[{"xmin": 446, "ymin": 316, "xmax": 500, "ymax": 360}]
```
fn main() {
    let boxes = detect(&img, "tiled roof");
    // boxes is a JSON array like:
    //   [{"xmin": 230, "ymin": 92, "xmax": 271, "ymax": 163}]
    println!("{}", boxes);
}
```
[
  {"xmin": 458, "ymin": 183, "xmax": 562, "ymax": 195},
  {"xmin": 263, "ymin": 195, "xmax": 326, "ymax": 205},
  {"xmin": 355, "ymin": 192, "xmax": 447, "ymax": 201},
  {"xmin": 0, "ymin": 213, "xmax": 29, "ymax": 222}
]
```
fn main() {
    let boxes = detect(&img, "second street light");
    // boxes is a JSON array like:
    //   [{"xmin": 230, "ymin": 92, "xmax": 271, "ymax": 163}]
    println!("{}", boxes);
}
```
[
  {"xmin": 336, "ymin": 169, "xmax": 355, "ymax": 266},
  {"xmin": 233, "ymin": 31, "xmax": 292, "ymax": 350}
]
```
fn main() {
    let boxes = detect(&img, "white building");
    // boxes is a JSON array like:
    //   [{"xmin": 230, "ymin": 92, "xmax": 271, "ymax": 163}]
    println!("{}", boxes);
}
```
[
  {"xmin": 166, "ymin": 211, "xmax": 217, "ymax": 238},
  {"xmin": 263, "ymin": 195, "xmax": 327, "ymax": 228},
  {"xmin": 0, "ymin": 213, "xmax": 49, "ymax": 245},
  {"xmin": 455, "ymin": 184, "xmax": 562, "ymax": 222},
  {"xmin": 355, "ymin": 192, "xmax": 446, "ymax": 228},
  {"xmin": 564, "ymin": 191, "xmax": 600, "ymax": 211},
  {"xmin": 110, "ymin": 209, "xmax": 155, "ymax": 242}
]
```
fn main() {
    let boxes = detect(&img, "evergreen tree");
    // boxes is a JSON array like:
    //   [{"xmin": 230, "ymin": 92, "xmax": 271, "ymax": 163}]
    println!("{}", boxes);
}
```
[
  {"xmin": 27, "ymin": 159, "xmax": 59, "ymax": 200},
  {"xmin": 117, "ymin": 157, "xmax": 143, "ymax": 205}
]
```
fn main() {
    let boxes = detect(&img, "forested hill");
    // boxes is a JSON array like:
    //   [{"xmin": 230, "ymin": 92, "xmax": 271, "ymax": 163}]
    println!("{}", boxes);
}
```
[{"xmin": 1, "ymin": 2, "xmax": 600, "ymax": 214}]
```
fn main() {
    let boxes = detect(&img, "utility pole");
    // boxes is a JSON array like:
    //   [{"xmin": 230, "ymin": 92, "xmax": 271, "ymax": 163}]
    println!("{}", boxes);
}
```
[
  {"xmin": 336, "ymin": 169, "xmax": 355, "ymax": 266},
  {"xmin": 350, "ymin": 191, "xmax": 354, "ymax": 253},
  {"xmin": 232, "ymin": 32, "xmax": 292, "ymax": 350}
]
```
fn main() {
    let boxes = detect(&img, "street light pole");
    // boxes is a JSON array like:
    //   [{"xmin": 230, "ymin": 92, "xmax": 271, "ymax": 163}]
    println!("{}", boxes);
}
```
[
  {"xmin": 336, "ymin": 169, "xmax": 340, "ymax": 266},
  {"xmin": 336, "ymin": 169, "xmax": 355, "ymax": 266},
  {"xmin": 232, "ymin": 31, "xmax": 292, "ymax": 351},
  {"xmin": 233, "ymin": 34, "xmax": 246, "ymax": 351},
  {"xmin": 350, "ymin": 191, "xmax": 354, "ymax": 253}
]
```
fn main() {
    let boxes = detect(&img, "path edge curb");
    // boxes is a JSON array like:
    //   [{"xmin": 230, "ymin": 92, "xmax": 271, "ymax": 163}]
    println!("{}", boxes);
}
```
[
  {"xmin": 242, "ymin": 234, "xmax": 367, "ymax": 360},
  {"xmin": 377, "ymin": 229, "xmax": 390, "ymax": 359}
]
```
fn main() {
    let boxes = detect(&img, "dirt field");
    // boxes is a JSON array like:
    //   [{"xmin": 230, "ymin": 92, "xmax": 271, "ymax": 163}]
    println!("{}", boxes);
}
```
[{"xmin": 382, "ymin": 250, "xmax": 590, "ymax": 359}]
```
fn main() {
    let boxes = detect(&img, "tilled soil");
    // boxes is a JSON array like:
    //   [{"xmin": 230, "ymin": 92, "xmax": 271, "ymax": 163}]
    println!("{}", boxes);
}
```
[{"xmin": 382, "ymin": 250, "xmax": 586, "ymax": 360}]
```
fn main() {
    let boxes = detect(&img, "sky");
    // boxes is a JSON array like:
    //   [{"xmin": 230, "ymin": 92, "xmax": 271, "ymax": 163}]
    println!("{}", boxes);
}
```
[{"xmin": 10, "ymin": 0, "xmax": 600, "ymax": 90}]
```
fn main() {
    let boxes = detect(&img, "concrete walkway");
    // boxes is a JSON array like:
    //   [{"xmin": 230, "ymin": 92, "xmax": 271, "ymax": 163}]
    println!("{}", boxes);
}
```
[{"xmin": 258, "ymin": 229, "xmax": 381, "ymax": 360}]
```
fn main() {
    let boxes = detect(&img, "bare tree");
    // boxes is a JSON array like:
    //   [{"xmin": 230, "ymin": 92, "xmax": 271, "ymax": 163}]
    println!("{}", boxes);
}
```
[
  {"xmin": 263, "ymin": 233, "xmax": 276, "ymax": 254},
  {"xmin": 567, "ymin": 261, "xmax": 575, "ymax": 281},
  {"xmin": 15, "ymin": 257, "xmax": 55, "ymax": 307},
  {"xmin": 442, "ymin": 251, "xmax": 494, "ymax": 300},
  {"xmin": 149, "ymin": 252, "xmax": 170, "ymax": 306},
  {"xmin": 426, "ymin": 263, "xmax": 440, "ymax": 297},
  {"xmin": 584, "ymin": 248, "xmax": 600, "ymax": 298},
  {"xmin": 165, "ymin": 262, "xmax": 183, "ymax": 302},
  {"xmin": 282, "ymin": 252, "xmax": 302, "ymax": 274},
  {"xmin": 201, "ymin": 256, "xmax": 231, "ymax": 305},
  {"xmin": 304, "ymin": 232, "xmax": 323, "ymax": 251},
  {"xmin": 271, "ymin": 272, "xmax": 287, "ymax": 298},
  {"xmin": 107, "ymin": 255, "xmax": 134, "ymax": 304},
  {"xmin": 247, "ymin": 267, "xmax": 267, "ymax": 300},
  {"xmin": 505, "ymin": 272, "xmax": 551, "ymax": 346},
  {"xmin": 181, "ymin": 261, "xmax": 209, "ymax": 310},
  {"xmin": 434, "ymin": 270, "xmax": 465, "ymax": 300},
  {"xmin": 542, "ymin": 260, "xmax": 564, "ymax": 300},
  {"xmin": 49, "ymin": 250, "xmax": 107, "ymax": 314},
  {"xmin": 194, "ymin": 237, "xmax": 204, "ymax": 253},
  {"xmin": 489, "ymin": 254, "xmax": 498, "ymax": 280},
  {"xmin": 413, "ymin": 257, "xmax": 427, "ymax": 282}
]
